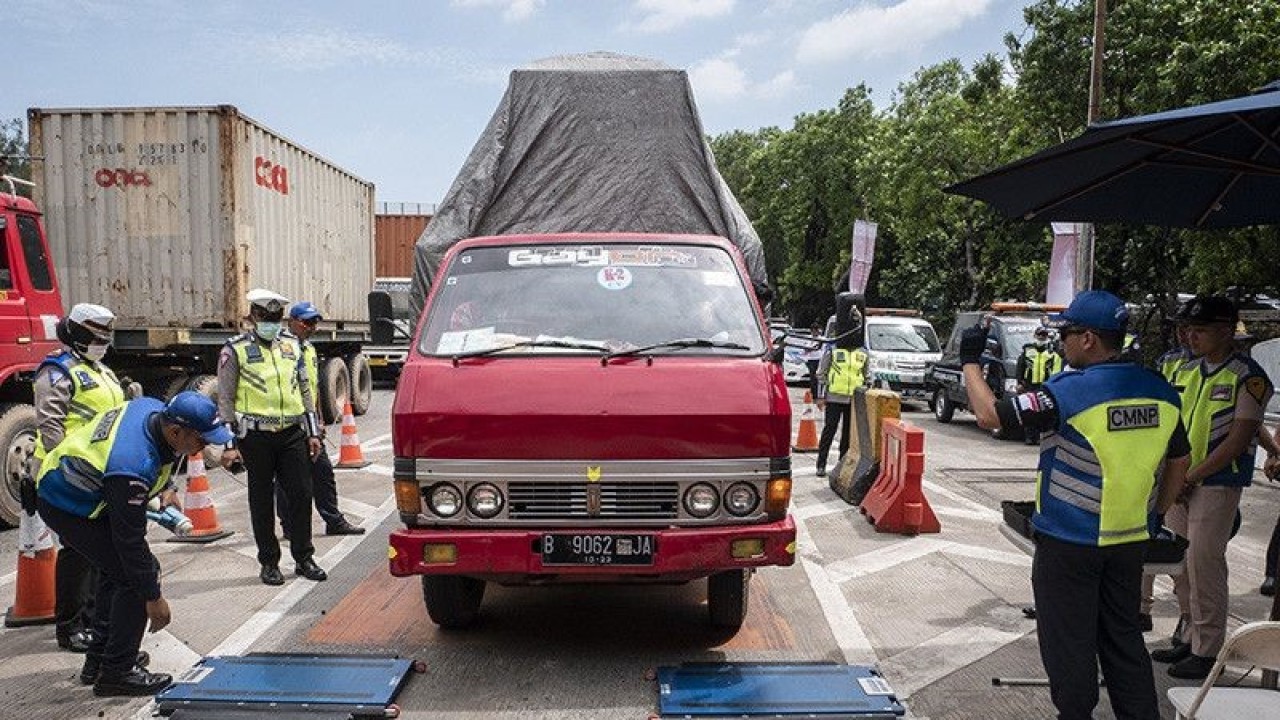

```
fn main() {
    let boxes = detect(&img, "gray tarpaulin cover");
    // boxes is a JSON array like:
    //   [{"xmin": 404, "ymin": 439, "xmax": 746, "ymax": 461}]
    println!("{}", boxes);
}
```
[{"xmin": 410, "ymin": 52, "xmax": 767, "ymax": 317}]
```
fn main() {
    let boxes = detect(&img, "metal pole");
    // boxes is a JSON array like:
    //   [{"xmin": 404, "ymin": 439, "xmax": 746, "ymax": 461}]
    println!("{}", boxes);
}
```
[{"xmin": 1076, "ymin": 0, "xmax": 1107, "ymax": 293}]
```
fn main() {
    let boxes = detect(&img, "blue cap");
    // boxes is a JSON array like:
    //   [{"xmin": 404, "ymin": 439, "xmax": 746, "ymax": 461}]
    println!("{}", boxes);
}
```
[
  {"xmin": 1045, "ymin": 290, "xmax": 1129, "ymax": 332},
  {"xmin": 163, "ymin": 391, "xmax": 234, "ymax": 445},
  {"xmin": 289, "ymin": 301, "xmax": 322, "ymax": 321}
]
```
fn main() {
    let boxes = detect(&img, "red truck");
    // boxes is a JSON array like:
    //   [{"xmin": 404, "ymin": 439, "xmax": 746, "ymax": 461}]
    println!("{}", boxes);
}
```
[
  {"xmin": 0, "ymin": 177, "xmax": 64, "ymax": 523},
  {"xmin": 388, "ymin": 233, "xmax": 796, "ymax": 631}
]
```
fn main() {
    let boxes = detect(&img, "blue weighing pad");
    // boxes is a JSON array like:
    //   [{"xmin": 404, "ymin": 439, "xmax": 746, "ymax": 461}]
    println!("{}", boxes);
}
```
[
  {"xmin": 657, "ymin": 662, "xmax": 906, "ymax": 718},
  {"xmin": 155, "ymin": 653, "xmax": 415, "ymax": 718}
]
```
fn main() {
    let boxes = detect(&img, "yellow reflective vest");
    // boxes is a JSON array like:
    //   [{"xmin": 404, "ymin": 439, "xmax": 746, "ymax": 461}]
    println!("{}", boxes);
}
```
[
  {"xmin": 34, "ymin": 351, "xmax": 125, "ymax": 461},
  {"xmin": 230, "ymin": 335, "xmax": 307, "ymax": 422},
  {"xmin": 827, "ymin": 348, "xmax": 867, "ymax": 396}
]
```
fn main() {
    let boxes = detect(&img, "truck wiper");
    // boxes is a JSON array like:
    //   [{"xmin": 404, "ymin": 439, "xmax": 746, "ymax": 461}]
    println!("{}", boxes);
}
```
[
  {"xmin": 604, "ymin": 337, "xmax": 751, "ymax": 362},
  {"xmin": 452, "ymin": 339, "xmax": 610, "ymax": 361}
]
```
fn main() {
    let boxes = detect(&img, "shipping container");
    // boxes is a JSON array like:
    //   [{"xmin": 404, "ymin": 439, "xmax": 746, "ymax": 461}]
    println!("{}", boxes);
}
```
[
  {"xmin": 29, "ymin": 105, "xmax": 375, "ymax": 327},
  {"xmin": 375, "ymin": 212, "xmax": 431, "ymax": 278}
]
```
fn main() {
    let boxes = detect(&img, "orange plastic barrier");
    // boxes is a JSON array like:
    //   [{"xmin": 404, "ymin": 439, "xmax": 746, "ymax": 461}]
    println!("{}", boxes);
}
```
[
  {"xmin": 859, "ymin": 418, "xmax": 940, "ymax": 535},
  {"xmin": 335, "ymin": 399, "xmax": 371, "ymax": 469},
  {"xmin": 4, "ymin": 512, "xmax": 57, "ymax": 627},
  {"xmin": 171, "ymin": 453, "xmax": 234, "ymax": 544},
  {"xmin": 792, "ymin": 390, "xmax": 819, "ymax": 453}
]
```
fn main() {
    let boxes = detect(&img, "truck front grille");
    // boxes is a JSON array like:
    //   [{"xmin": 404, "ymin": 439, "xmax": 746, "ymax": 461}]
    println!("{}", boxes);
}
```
[{"xmin": 508, "ymin": 481, "xmax": 679, "ymax": 520}]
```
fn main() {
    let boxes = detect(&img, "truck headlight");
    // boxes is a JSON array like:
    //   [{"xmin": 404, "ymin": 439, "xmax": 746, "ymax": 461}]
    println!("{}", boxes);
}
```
[
  {"xmin": 683, "ymin": 483, "xmax": 719, "ymax": 518},
  {"xmin": 427, "ymin": 483, "xmax": 462, "ymax": 517},
  {"xmin": 724, "ymin": 482, "xmax": 760, "ymax": 516},
  {"xmin": 467, "ymin": 483, "xmax": 504, "ymax": 518}
]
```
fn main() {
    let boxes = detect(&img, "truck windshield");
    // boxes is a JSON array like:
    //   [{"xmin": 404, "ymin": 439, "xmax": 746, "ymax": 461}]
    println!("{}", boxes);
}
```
[
  {"xmin": 419, "ymin": 243, "xmax": 765, "ymax": 356},
  {"xmin": 866, "ymin": 323, "xmax": 940, "ymax": 353}
]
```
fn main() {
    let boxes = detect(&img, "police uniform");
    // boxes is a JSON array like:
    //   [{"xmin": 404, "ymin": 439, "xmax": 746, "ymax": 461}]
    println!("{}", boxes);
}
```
[
  {"xmin": 36, "ymin": 399, "xmax": 179, "ymax": 690},
  {"xmin": 34, "ymin": 349, "xmax": 126, "ymax": 648},
  {"xmin": 217, "ymin": 329, "xmax": 323, "ymax": 578},
  {"xmin": 1015, "ymin": 341, "xmax": 1063, "ymax": 444},
  {"xmin": 1001, "ymin": 363, "xmax": 1188, "ymax": 720},
  {"xmin": 814, "ymin": 345, "xmax": 867, "ymax": 475}
]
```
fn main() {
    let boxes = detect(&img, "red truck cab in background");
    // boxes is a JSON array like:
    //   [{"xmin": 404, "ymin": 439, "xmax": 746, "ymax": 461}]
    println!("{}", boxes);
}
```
[
  {"xmin": 0, "ymin": 178, "xmax": 65, "ymax": 523},
  {"xmin": 389, "ymin": 233, "xmax": 795, "ymax": 631}
]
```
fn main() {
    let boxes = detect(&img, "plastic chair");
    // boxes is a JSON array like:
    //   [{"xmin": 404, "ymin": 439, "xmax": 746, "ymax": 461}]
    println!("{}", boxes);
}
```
[{"xmin": 1167, "ymin": 621, "xmax": 1280, "ymax": 719}]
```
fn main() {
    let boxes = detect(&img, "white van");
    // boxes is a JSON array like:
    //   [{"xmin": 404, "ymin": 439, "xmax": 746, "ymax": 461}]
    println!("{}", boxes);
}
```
[{"xmin": 863, "ymin": 311, "xmax": 942, "ymax": 402}]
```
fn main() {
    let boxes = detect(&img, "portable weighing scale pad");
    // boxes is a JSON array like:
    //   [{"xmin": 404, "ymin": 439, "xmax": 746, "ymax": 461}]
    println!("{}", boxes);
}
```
[{"xmin": 656, "ymin": 662, "xmax": 906, "ymax": 718}]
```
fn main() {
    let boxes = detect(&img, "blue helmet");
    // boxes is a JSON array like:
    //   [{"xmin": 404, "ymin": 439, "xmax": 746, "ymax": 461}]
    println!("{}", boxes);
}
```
[{"xmin": 163, "ymin": 391, "xmax": 233, "ymax": 445}]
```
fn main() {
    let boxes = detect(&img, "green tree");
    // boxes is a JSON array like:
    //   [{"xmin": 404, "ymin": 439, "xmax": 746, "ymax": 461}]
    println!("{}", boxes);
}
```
[{"xmin": 0, "ymin": 118, "xmax": 30, "ymax": 190}]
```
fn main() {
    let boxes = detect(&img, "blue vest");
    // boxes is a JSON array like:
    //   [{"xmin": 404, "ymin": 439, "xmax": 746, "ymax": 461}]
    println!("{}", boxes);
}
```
[
  {"xmin": 1032, "ymin": 363, "xmax": 1182, "ymax": 547},
  {"xmin": 37, "ymin": 398, "xmax": 177, "ymax": 519}
]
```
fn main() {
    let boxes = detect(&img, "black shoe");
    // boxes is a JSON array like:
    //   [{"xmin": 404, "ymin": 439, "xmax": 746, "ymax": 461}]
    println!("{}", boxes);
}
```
[
  {"xmin": 1139, "ymin": 613, "xmax": 1153, "ymax": 632},
  {"xmin": 1168, "ymin": 653, "xmax": 1216, "ymax": 680},
  {"xmin": 93, "ymin": 668, "xmax": 173, "ymax": 697},
  {"xmin": 326, "ymin": 521, "xmax": 365, "ymax": 536},
  {"xmin": 1263, "ymin": 576, "xmax": 1277, "ymax": 597},
  {"xmin": 1151, "ymin": 642, "xmax": 1192, "ymax": 664},
  {"xmin": 79, "ymin": 652, "xmax": 151, "ymax": 686},
  {"xmin": 57, "ymin": 628, "xmax": 95, "ymax": 653},
  {"xmin": 816, "ymin": 466, "xmax": 826, "ymax": 477},
  {"xmin": 259, "ymin": 565, "xmax": 285, "ymax": 586},
  {"xmin": 295, "ymin": 559, "xmax": 327, "ymax": 582}
]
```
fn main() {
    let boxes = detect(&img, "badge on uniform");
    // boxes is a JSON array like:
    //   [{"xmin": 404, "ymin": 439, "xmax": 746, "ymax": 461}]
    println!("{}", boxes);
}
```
[
  {"xmin": 75, "ymin": 370, "xmax": 98, "ymax": 389},
  {"xmin": 1107, "ymin": 404, "xmax": 1159, "ymax": 431},
  {"xmin": 91, "ymin": 408, "xmax": 121, "ymax": 442},
  {"xmin": 1209, "ymin": 385, "xmax": 1233, "ymax": 402},
  {"xmin": 1244, "ymin": 376, "xmax": 1269, "ymax": 404},
  {"xmin": 280, "ymin": 343, "xmax": 296, "ymax": 360}
]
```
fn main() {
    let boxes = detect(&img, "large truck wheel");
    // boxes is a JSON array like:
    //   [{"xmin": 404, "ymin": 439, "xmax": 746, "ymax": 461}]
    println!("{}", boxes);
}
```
[
  {"xmin": 707, "ymin": 569, "xmax": 750, "ymax": 630},
  {"xmin": 0, "ymin": 404, "xmax": 38, "ymax": 528},
  {"xmin": 345, "ymin": 353, "xmax": 373, "ymax": 416},
  {"xmin": 421, "ymin": 576, "xmax": 485, "ymax": 629},
  {"xmin": 318, "ymin": 357, "xmax": 350, "ymax": 425}
]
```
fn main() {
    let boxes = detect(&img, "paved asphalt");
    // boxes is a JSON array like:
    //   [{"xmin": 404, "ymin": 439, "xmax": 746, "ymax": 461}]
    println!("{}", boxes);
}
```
[{"xmin": 0, "ymin": 386, "xmax": 1276, "ymax": 719}]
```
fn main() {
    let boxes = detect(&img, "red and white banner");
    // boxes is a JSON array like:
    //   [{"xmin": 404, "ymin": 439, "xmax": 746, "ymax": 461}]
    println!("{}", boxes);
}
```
[
  {"xmin": 849, "ymin": 219, "xmax": 878, "ymax": 294},
  {"xmin": 1047, "ymin": 223, "xmax": 1079, "ymax": 306}
]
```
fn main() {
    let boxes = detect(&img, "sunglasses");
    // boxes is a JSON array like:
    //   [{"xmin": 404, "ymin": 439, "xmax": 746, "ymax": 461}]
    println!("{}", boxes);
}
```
[{"xmin": 1058, "ymin": 325, "xmax": 1090, "ymax": 338}]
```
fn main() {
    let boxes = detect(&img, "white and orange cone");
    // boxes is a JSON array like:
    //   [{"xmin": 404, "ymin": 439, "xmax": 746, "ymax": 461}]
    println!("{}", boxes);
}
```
[
  {"xmin": 792, "ymin": 390, "xmax": 820, "ymax": 453},
  {"xmin": 169, "ymin": 453, "xmax": 233, "ymax": 544},
  {"xmin": 4, "ymin": 511, "xmax": 57, "ymax": 627},
  {"xmin": 334, "ymin": 399, "xmax": 370, "ymax": 469}
]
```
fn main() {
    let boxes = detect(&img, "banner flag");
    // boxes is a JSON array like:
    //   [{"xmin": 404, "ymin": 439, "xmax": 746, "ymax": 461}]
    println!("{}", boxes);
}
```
[{"xmin": 849, "ymin": 220, "xmax": 878, "ymax": 294}]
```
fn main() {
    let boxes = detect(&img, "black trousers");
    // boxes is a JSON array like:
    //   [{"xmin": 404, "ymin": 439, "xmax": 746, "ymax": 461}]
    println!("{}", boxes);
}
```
[
  {"xmin": 38, "ymin": 499, "xmax": 149, "ymax": 679},
  {"xmin": 241, "ymin": 426, "xmax": 314, "ymax": 567},
  {"xmin": 54, "ymin": 545, "xmax": 98, "ymax": 635},
  {"xmin": 1032, "ymin": 535, "xmax": 1158, "ymax": 720},
  {"xmin": 806, "ymin": 360, "xmax": 821, "ymax": 399},
  {"xmin": 276, "ymin": 448, "xmax": 345, "ymax": 533},
  {"xmin": 1266, "ymin": 512, "xmax": 1280, "ymax": 579},
  {"xmin": 816, "ymin": 401, "xmax": 851, "ymax": 469}
]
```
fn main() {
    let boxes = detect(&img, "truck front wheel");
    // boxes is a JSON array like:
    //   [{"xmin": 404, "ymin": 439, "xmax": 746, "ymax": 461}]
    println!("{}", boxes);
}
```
[
  {"xmin": 318, "ymin": 357, "xmax": 350, "ymax": 425},
  {"xmin": 0, "ymin": 404, "xmax": 38, "ymax": 527},
  {"xmin": 421, "ymin": 576, "xmax": 485, "ymax": 629},
  {"xmin": 707, "ymin": 569, "xmax": 750, "ymax": 630},
  {"xmin": 345, "ymin": 353, "xmax": 373, "ymax": 417}
]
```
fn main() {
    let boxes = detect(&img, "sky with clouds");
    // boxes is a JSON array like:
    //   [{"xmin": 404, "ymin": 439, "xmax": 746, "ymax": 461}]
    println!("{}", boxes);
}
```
[{"xmin": 7, "ymin": 0, "xmax": 1030, "ymax": 204}]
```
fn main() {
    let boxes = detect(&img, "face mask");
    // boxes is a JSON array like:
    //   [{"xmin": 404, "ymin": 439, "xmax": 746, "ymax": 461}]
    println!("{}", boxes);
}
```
[
  {"xmin": 255, "ymin": 321, "xmax": 282, "ymax": 341},
  {"xmin": 85, "ymin": 342, "xmax": 110, "ymax": 362}
]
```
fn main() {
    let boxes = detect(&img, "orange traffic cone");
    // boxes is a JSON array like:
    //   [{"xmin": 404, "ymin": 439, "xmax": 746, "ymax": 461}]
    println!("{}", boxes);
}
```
[
  {"xmin": 4, "ymin": 511, "xmax": 57, "ymax": 627},
  {"xmin": 334, "ymin": 399, "xmax": 370, "ymax": 469},
  {"xmin": 169, "ymin": 453, "xmax": 233, "ymax": 544},
  {"xmin": 792, "ymin": 390, "xmax": 820, "ymax": 453}
]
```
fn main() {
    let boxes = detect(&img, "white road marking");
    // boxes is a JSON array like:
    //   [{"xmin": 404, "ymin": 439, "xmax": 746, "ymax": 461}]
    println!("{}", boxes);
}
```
[
  {"xmin": 794, "ymin": 515, "xmax": 877, "ymax": 666},
  {"xmin": 824, "ymin": 538, "xmax": 952, "ymax": 583},
  {"xmin": 877, "ymin": 607, "xmax": 1031, "ymax": 697},
  {"xmin": 921, "ymin": 480, "xmax": 1001, "ymax": 521}
]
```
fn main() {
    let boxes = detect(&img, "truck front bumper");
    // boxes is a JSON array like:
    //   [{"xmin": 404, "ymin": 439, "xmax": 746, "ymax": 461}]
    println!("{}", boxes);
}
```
[{"xmin": 388, "ymin": 516, "xmax": 796, "ymax": 582}]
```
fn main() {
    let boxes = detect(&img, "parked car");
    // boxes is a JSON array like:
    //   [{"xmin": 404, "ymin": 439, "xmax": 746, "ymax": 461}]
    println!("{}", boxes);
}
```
[
  {"xmin": 927, "ymin": 304, "xmax": 1057, "ymax": 437},
  {"xmin": 863, "ymin": 311, "xmax": 941, "ymax": 404}
]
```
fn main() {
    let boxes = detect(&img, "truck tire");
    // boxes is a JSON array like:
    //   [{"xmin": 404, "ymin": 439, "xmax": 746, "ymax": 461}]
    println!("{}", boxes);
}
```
[
  {"xmin": 345, "ymin": 353, "xmax": 373, "ymax": 417},
  {"xmin": 0, "ymin": 404, "xmax": 39, "ymax": 528},
  {"xmin": 318, "ymin": 357, "xmax": 350, "ymax": 425},
  {"xmin": 421, "ymin": 576, "xmax": 485, "ymax": 629},
  {"xmin": 185, "ymin": 374, "xmax": 218, "ymax": 399},
  {"xmin": 707, "ymin": 569, "xmax": 750, "ymax": 630},
  {"xmin": 932, "ymin": 389, "xmax": 955, "ymax": 423}
]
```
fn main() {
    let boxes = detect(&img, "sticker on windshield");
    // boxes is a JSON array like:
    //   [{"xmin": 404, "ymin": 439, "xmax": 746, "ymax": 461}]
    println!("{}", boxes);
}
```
[
  {"xmin": 509, "ymin": 247, "xmax": 608, "ymax": 267},
  {"xmin": 436, "ymin": 327, "xmax": 496, "ymax": 354},
  {"xmin": 702, "ymin": 271, "xmax": 736, "ymax": 287},
  {"xmin": 597, "ymin": 266, "xmax": 632, "ymax": 291}
]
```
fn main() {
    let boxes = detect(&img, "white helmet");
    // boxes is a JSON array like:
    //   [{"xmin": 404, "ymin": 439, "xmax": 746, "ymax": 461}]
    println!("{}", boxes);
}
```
[
  {"xmin": 57, "ymin": 303, "xmax": 115, "ymax": 356},
  {"xmin": 246, "ymin": 288, "xmax": 289, "ymax": 316}
]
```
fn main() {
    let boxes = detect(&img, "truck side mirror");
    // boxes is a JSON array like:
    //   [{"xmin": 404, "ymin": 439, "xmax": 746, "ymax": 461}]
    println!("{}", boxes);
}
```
[
  {"xmin": 368, "ymin": 291, "xmax": 395, "ymax": 345},
  {"xmin": 769, "ymin": 344, "xmax": 785, "ymax": 364}
]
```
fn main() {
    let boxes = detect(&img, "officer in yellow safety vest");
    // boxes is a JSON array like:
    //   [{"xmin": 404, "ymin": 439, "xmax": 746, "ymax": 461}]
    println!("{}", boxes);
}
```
[
  {"xmin": 37, "ymin": 392, "xmax": 232, "ymax": 697},
  {"xmin": 31, "ymin": 304, "xmax": 153, "ymax": 654},
  {"xmin": 814, "ymin": 311, "xmax": 868, "ymax": 478},
  {"xmin": 961, "ymin": 291, "xmax": 1190, "ymax": 720},
  {"xmin": 1151, "ymin": 295, "xmax": 1274, "ymax": 680},
  {"xmin": 1015, "ymin": 326, "xmax": 1064, "ymax": 445},
  {"xmin": 274, "ymin": 301, "xmax": 363, "ymax": 538},
  {"xmin": 216, "ymin": 289, "xmax": 327, "ymax": 586}
]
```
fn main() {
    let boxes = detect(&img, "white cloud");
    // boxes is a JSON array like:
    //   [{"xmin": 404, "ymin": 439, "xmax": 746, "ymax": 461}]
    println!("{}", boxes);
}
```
[
  {"xmin": 627, "ymin": 0, "xmax": 736, "ymax": 34},
  {"xmin": 689, "ymin": 57, "xmax": 798, "ymax": 103},
  {"xmin": 796, "ymin": 0, "xmax": 992, "ymax": 64},
  {"xmin": 756, "ymin": 70, "xmax": 798, "ymax": 99},
  {"xmin": 452, "ymin": 0, "xmax": 544, "ymax": 22}
]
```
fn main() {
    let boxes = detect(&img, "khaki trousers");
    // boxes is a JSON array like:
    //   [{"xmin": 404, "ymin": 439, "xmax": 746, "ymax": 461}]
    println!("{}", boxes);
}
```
[{"xmin": 1166, "ymin": 485, "xmax": 1242, "ymax": 657}]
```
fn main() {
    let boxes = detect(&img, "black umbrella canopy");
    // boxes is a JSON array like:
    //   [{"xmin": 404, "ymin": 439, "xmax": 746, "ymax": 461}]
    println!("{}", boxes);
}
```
[{"xmin": 947, "ymin": 81, "xmax": 1280, "ymax": 229}]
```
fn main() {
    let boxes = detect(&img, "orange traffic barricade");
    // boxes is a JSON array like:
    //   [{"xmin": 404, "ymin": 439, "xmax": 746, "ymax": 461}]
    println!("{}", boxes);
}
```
[{"xmin": 859, "ymin": 418, "xmax": 939, "ymax": 535}]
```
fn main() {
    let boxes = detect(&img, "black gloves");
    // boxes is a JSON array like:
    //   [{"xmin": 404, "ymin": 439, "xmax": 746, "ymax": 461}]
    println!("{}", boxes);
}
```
[{"xmin": 958, "ymin": 325, "xmax": 990, "ymax": 365}]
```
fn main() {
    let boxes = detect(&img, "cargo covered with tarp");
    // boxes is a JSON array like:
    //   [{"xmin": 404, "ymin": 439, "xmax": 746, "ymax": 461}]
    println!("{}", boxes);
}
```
[{"xmin": 410, "ymin": 52, "xmax": 767, "ymax": 317}]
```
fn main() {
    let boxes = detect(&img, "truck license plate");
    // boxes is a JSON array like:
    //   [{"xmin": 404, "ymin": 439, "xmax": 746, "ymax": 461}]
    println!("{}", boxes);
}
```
[
  {"xmin": 541, "ymin": 534, "xmax": 656, "ymax": 566},
  {"xmin": 367, "ymin": 357, "xmax": 388, "ymax": 367}
]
